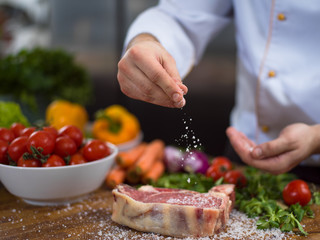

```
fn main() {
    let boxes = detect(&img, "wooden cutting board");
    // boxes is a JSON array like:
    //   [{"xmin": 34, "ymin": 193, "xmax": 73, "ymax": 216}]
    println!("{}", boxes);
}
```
[{"xmin": 0, "ymin": 184, "xmax": 319, "ymax": 240}]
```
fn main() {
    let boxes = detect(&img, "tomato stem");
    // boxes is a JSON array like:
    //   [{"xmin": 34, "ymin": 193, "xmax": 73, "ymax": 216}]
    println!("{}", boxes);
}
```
[{"xmin": 27, "ymin": 145, "xmax": 50, "ymax": 163}]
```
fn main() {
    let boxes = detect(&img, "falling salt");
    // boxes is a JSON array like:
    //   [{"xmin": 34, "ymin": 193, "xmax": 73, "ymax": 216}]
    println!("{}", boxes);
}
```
[{"xmin": 175, "ymin": 111, "xmax": 202, "ymax": 153}]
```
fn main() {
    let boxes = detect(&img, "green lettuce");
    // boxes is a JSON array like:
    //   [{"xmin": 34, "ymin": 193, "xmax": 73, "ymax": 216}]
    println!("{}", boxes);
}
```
[{"xmin": 0, "ymin": 101, "xmax": 30, "ymax": 128}]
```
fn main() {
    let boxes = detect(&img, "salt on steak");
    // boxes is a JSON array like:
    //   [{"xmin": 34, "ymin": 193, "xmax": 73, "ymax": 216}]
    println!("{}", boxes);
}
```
[{"xmin": 111, "ymin": 184, "xmax": 235, "ymax": 237}]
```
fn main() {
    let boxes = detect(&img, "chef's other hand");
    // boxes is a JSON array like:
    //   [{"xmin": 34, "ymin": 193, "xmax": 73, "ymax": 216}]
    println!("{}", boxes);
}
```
[
  {"xmin": 117, "ymin": 33, "xmax": 188, "ymax": 108},
  {"xmin": 226, "ymin": 124, "xmax": 320, "ymax": 175}
]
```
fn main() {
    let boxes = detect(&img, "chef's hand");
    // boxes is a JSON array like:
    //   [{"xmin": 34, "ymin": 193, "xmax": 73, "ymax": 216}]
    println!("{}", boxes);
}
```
[
  {"xmin": 226, "ymin": 124, "xmax": 320, "ymax": 174},
  {"xmin": 117, "ymin": 33, "xmax": 188, "ymax": 108}
]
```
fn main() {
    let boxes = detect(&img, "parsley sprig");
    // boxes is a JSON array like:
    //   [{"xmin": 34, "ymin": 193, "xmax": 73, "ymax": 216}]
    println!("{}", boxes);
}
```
[{"xmin": 236, "ymin": 167, "xmax": 317, "ymax": 236}]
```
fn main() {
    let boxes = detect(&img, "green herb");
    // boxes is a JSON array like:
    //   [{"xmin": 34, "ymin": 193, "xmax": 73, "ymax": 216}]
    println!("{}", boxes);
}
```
[
  {"xmin": 0, "ymin": 48, "xmax": 93, "ymax": 112},
  {"xmin": 236, "ymin": 167, "xmax": 313, "ymax": 236},
  {"xmin": 153, "ymin": 172, "xmax": 214, "ymax": 193},
  {"xmin": 237, "ymin": 166, "xmax": 296, "ymax": 201},
  {"xmin": 310, "ymin": 191, "xmax": 320, "ymax": 205},
  {"xmin": 0, "ymin": 101, "xmax": 30, "ymax": 128}
]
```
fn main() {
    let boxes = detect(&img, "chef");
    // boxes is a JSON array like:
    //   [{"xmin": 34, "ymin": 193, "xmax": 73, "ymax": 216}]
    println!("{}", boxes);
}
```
[{"xmin": 117, "ymin": 0, "xmax": 320, "ymax": 183}]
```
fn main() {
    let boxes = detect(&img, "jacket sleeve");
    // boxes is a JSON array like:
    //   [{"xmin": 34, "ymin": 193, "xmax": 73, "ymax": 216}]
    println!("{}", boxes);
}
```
[{"xmin": 124, "ymin": 0, "xmax": 233, "ymax": 79}]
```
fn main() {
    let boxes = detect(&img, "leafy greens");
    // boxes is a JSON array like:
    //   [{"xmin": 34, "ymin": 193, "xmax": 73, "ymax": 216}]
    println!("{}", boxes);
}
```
[{"xmin": 0, "ymin": 48, "xmax": 93, "ymax": 111}]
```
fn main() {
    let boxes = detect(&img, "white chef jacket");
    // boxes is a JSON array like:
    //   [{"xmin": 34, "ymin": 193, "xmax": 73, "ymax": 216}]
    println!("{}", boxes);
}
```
[{"xmin": 124, "ymin": 0, "xmax": 320, "ymax": 166}]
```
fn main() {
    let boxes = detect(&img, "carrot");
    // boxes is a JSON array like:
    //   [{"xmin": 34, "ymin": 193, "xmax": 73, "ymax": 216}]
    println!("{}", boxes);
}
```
[
  {"xmin": 126, "ymin": 166, "xmax": 141, "ymax": 184},
  {"xmin": 141, "ymin": 160, "xmax": 165, "ymax": 184},
  {"xmin": 116, "ymin": 142, "xmax": 147, "ymax": 168},
  {"xmin": 126, "ymin": 139, "xmax": 165, "ymax": 183},
  {"xmin": 105, "ymin": 165, "xmax": 126, "ymax": 189}
]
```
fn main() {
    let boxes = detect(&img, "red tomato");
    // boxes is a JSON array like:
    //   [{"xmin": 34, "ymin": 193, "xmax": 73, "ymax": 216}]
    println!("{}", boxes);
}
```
[
  {"xmin": 27, "ymin": 130, "xmax": 55, "ymax": 155},
  {"xmin": 42, "ymin": 154, "xmax": 66, "ymax": 167},
  {"xmin": 282, "ymin": 180, "xmax": 312, "ymax": 206},
  {"xmin": 8, "ymin": 136, "xmax": 28, "ymax": 162},
  {"xmin": 0, "ymin": 128, "xmax": 15, "ymax": 143},
  {"xmin": 43, "ymin": 126, "xmax": 58, "ymax": 141},
  {"xmin": 58, "ymin": 125, "xmax": 83, "ymax": 148},
  {"xmin": 70, "ymin": 153, "xmax": 87, "ymax": 165},
  {"xmin": 206, "ymin": 156, "xmax": 233, "ymax": 181},
  {"xmin": 224, "ymin": 170, "xmax": 247, "ymax": 188},
  {"xmin": 206, "ymin": 164, "xmax": 225, "ymax": 181},
  {"xmin": 21, "ymin": 127, "xmax": 36, "ymax": 138},
  {"xmin": 54, "ymin": 136, "xmax": 77, "ymax": 157},
  {"xmin": 10, "ymin": 123, "xmax": 26, "ymax": 138},
  {"xmin": 211, "ymin": 156, "xmax": 233, "ymax": 170},
  {"xmin": 17, "ymin": 155, "xmax": 41, "ymax": 167},
  {"xmin": 0, "ymin": 140, "xmax": 9, "ymax": 164},
  {"xmin": 83, "ymin": 139, "xmax": 110, "ymax": 161}
]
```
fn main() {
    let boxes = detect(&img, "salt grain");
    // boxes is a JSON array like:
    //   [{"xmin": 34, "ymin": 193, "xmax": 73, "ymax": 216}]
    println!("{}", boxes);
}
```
[
  {"xmin": 97, "ymin": 210, "xmax": 293, "ymax": 240},
  {"xmin": 175, "ymin": 112, "xmax": 202, "ymax": 154}
]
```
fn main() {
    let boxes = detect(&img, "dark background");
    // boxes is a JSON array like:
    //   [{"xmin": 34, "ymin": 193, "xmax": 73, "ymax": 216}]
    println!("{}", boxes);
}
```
[
  {"xmin": 1, "ymin": 0, "xmax": 237, "ymax": 157},
  {"xmin": 56, "ymin": 0, "xmax": 237, "ymax": 157}
]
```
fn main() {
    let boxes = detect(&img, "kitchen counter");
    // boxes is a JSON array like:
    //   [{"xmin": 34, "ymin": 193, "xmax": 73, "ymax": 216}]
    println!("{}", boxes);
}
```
[{"xmin": 0, "ymin": 183, "xmax": 319, "ymax": 240}]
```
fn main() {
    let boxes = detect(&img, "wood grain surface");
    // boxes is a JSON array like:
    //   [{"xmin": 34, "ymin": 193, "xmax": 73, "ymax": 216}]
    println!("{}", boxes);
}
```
[{"xmin": 0, "ymin": 183, "xmax": 319, "ymax": 240}]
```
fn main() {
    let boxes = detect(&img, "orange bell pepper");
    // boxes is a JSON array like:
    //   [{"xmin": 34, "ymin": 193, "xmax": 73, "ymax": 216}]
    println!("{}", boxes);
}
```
[
  {"xmin": 46, "ymin": 100, "xmax": 88, "ymax": 131},
  {"xmin": 92, "ymin": 105, "xmax": 140, "ymax": 145}
]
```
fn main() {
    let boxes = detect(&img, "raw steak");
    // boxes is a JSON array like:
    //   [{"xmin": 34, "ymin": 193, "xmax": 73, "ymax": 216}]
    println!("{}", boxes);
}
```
[
  {"xmin": 210, "ymin": 184, "xmax": 236, "ymax": 209},
  {"xmin": 111, "ymin": 184, "xmax": 235, "ymax": 237}
]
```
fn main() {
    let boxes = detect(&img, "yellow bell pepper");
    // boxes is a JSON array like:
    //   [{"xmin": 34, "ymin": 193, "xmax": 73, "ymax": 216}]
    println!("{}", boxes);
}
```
[
  {"xmin": 46, "ymin": 100, "xmax": 88, "ymax": 131},
  {"xmin": 92, "ymin": 105, "xmax": 140, "ymax": 144}
]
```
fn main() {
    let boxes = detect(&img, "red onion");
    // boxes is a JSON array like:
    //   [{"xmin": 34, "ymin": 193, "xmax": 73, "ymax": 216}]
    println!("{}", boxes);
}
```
[
  {"xmin": 163, "ymin": 146, "xmax": 184, "ymax": 173},
  {"xmin": 183, "ymin": 150, "xmax": 210, "ymax": 174}
]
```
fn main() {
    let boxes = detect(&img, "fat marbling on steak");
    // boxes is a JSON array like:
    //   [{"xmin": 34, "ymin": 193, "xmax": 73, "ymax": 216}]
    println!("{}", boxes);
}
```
[{"xmin": 111, "ymin": 184, "xmax": 235, "ymax": 237}]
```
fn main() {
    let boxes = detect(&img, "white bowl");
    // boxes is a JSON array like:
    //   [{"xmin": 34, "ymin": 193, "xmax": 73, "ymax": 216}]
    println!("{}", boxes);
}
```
[{"xmin": 0, "ymin": 142, "xmax": 118, "ymax": 206}]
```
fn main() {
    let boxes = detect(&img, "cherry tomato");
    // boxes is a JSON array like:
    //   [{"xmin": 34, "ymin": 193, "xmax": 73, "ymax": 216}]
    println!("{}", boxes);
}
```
[
  {"xmin": 58, "ymin": 125, "xmax": 83, "ymax": 148},
  {"xmin": 211, "ymin": 156, "xmax": 233, "ymax": 170},
  {"xmin": 206, "ymin": 156, "xmax": 233, "ymax": 181},
  {"xmin": 8, "ymin": 136, "xmax": 28, "ymax": 162},
  {"xmin": 21, "ymin": 127, "xmax": 36, "ymax": 138},
  {"xmin": 43, "ymin": 126, "xmax": 58, "ymax": 141},
  {"xmin": 78, "ymin": 146, "xmax": 84, "ymax": 155},
  {"xmin": 0, "ymin": 128, "xmax": 15, "ymax": 143},
  {"xmin": 0, "ymin": 140, "xmax": 9, "ymax": 164},
  {"xmin": 83, "ymin": 139, "xmax": 110, "ymax": 161},
  {"xmin": 206, "ymin": 164, "xmax": 226, "ymax": 181},
  {"xmin": 282, "ymin": 179, "xmax": 312, "ymax": 206},
  {"xmin": 10, "ymin": 123, "xmax": 26, "ymax": 138},
  {"xmin": 70, "ymin": 153, "xmax": 87, "ymax": 165},
  {"xmin": 42, "ymin": 154, "xmax": 66, "ymax": 167},
  {"xmin": 224, "ymin": 170, "xmax": 247, "ymax": 188},
  {"xmin": 54, "ymin": 136, "xmax": 77, "ymax": 157},
  {"xmin": 27, "ymin": 130, "xmax": 55, "ymax": 155},
  {"xmin": 17, "ymin": 155, "xmax": 41, "ymax": 167}
]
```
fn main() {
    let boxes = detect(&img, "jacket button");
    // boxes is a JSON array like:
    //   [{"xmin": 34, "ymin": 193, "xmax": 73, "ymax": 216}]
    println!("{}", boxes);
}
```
[
  {"xmin": 261, "ymin": 125, "xmax": 270, "ymax": 133},
  {"xmin": 268, "ymin": 70, "xmax": 276, "ymax": 78},
  {"xmin": 277, "ymin": 13, "xmax": 286, "ymax": 21}
]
